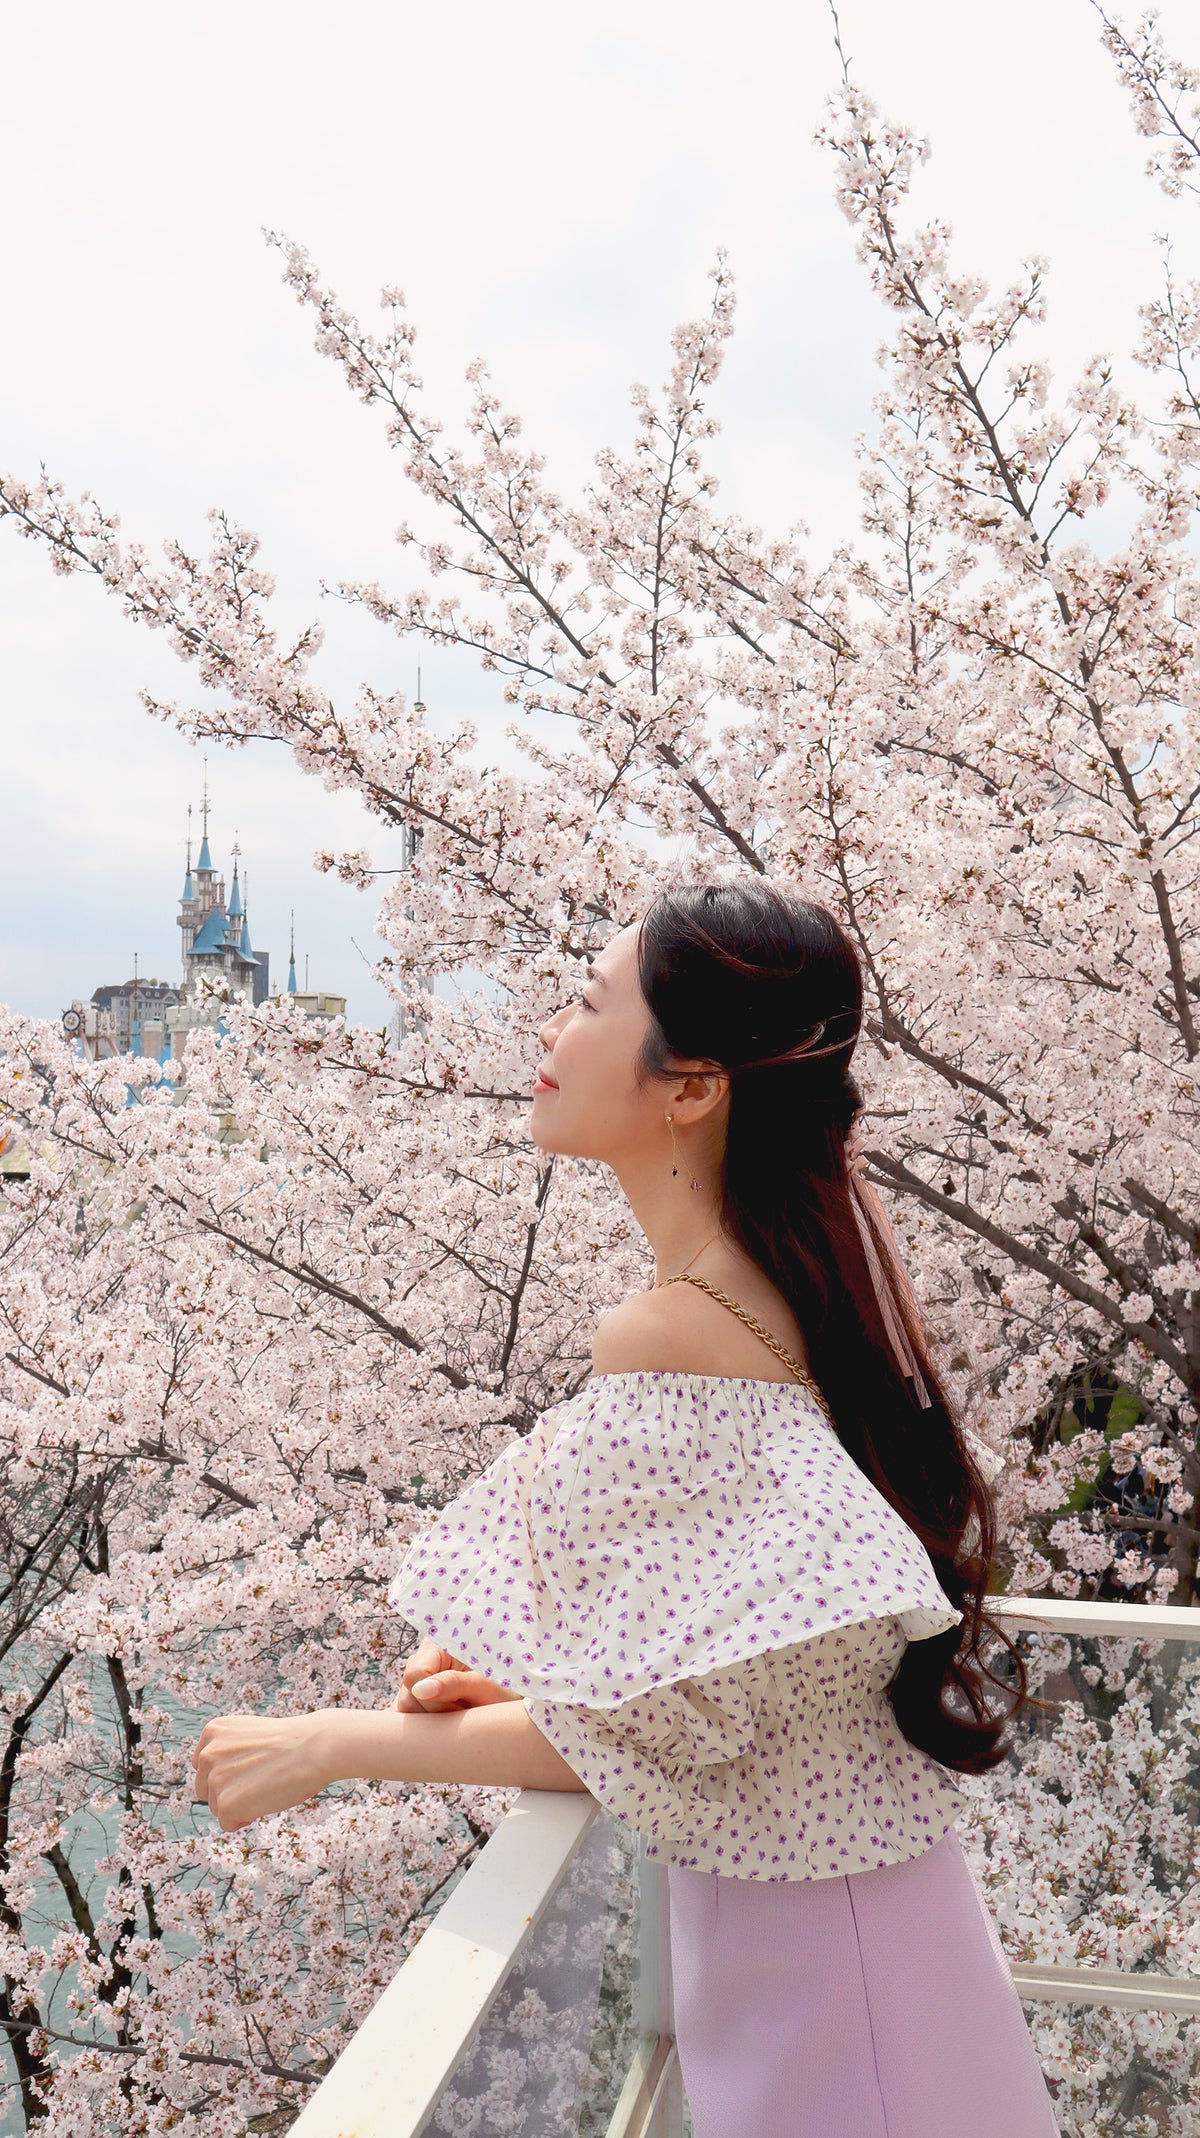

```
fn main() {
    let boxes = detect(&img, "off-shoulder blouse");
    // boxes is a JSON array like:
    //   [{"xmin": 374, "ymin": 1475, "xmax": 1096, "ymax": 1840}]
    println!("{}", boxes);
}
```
[{"xmin": 386, "ymin": 1371, "xmax": 967, "ymax": 1882}]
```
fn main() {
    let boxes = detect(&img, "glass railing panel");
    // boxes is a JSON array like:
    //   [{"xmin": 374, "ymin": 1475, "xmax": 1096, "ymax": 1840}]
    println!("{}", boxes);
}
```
[
  {"xmin": 1013, "ymin": 1995, "xmax": 1200, "ymax": 2135},
  {"xmin": 958, "ymin": 1618, "xmax": 1200, "ymax": 2134},
  {"xmin": 426, "ymin": 1807, "xmax": 642, "ymax": 2138}
]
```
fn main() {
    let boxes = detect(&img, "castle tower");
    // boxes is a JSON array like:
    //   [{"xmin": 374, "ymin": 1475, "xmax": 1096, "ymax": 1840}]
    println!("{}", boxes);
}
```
[
  {"xmin": 170, "ymin": 784, "xmax": 271, "ymax": 1055},
  {"xmin": 178, "ymin": 771, "xmax": 228, "ymax": 964},
  {"xmin": 194, "ymin": 770, "xmax": 225, "ymax": 917},
  {"xmin": 178, "ymin": 805, "xmax": 199, "ymax": 956}
]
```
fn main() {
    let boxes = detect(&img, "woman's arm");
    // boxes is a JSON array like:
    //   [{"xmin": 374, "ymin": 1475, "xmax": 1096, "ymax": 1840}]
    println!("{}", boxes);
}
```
[
  {"xmin": 326, "ymin": 1699, "xmax": 590, "ymax": 1793},
  {"xmin": 193, "ymin": 1698, "xmax": 590, "ymax": 1832}
]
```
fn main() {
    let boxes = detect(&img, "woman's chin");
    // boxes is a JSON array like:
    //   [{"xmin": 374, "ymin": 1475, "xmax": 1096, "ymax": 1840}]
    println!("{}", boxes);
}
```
[{"xmin": 529, "ymin": 1120, "xmax": 578, "ymax": 1156}]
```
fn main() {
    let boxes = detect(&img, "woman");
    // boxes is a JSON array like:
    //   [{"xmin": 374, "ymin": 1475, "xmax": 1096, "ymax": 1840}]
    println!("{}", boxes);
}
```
[{"xmin": 194, "ymin": 880, "xmax": 1060, "ymax": 2137}]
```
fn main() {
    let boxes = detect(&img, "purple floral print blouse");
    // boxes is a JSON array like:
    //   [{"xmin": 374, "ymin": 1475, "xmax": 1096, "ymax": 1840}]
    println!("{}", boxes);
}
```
[{"xmin": 386, "ymin": 1370, "xmax": 967, "ymax": 1882}]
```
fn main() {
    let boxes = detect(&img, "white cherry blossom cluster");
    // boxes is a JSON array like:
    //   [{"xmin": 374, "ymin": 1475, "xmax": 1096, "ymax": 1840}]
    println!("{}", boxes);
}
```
[{"xmin": 1, "ymin": 6, "xmax": 1199, "ymax": 2129}]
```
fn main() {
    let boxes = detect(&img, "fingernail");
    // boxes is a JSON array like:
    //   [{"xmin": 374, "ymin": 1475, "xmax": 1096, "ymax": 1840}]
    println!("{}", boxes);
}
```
[{"xmin": 412, "ymin": 1677, "xmax": 437, "ymax": 1700}]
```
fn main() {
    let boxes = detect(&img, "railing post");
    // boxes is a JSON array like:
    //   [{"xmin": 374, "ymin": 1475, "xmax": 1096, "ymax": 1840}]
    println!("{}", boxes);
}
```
[{"xmin": 637, "ymin": 1838, "xmax": 685, "ymax": 2137}]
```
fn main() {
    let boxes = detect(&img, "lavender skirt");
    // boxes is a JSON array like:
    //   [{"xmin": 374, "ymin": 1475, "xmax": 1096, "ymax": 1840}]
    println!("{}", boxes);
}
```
[{"xmin": 666, "ymin": 1825, "xmax": 1059, "ymax": 2138}]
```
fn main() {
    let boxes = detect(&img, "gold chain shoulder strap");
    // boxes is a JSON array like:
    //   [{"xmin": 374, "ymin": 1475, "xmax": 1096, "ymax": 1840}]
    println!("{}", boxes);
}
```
[{"xmin": 658, "ymin": 1273, "xmax": 834, "ymax": 1425}]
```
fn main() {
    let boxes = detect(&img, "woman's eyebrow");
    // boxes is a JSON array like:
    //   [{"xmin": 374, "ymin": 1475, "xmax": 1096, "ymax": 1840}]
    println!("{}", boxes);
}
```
[{"xmin": 585, "ymin": 962, "xmax": 609, "ymax": 987}]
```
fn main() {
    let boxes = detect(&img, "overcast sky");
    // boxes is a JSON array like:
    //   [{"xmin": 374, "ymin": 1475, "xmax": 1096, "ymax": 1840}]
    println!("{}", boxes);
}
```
[{"xmin": 2, "ymin": 0, "xmax": 1195, "ymax": 1034}]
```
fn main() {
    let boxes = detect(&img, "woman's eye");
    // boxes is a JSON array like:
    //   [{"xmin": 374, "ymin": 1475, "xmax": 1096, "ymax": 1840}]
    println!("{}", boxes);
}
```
[{"xmin": 578, "ymin": 994, "xmax": 597, "ymax": 1012}]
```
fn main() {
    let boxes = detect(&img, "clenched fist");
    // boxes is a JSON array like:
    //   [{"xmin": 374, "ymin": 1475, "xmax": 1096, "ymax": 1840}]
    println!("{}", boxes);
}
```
[
  {"xmin": 192, "ymin": 1709, "xmax": 339, "ymax": 1831},
  {"xmin": 395, "ymin": 1635, "xmax": 522, "ymax": 1713}
]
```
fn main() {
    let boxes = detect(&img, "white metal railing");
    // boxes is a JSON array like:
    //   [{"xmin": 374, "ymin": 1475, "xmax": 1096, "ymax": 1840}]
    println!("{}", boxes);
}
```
[{"xmin": 288, "ymin": 1597, "xmax": 1200, "ymax": 2134}]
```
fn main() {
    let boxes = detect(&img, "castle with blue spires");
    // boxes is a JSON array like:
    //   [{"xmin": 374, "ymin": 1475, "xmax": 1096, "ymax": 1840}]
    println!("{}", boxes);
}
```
[
  {"xmin": 177, "ymin": 791, "xmax": 270, "ymax": 1011},
  {"xmin": 60, "ymin": 772, "xmax": 343, "ymax": 1063}
]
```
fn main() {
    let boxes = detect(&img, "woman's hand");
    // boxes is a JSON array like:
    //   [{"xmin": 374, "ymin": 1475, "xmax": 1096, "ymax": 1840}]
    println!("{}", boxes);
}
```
[
  {"xmin": 192, "ymin": 1709, "xmax": 342, "ymax": 1832},
  {"xmin": 395, "ymin": 1635, "xmax": 522, "ymax": 1713}
]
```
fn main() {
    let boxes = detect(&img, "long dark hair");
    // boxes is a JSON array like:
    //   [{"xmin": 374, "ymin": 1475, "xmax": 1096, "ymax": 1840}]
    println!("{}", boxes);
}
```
[{"xmin": 633, "ymin": 877, "xmax": 1033, "ymax": 1778}]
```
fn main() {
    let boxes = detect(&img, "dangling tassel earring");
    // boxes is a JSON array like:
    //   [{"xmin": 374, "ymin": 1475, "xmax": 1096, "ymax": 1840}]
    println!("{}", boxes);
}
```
[{"xmin": 666, "ymin": 1113, "xmax": 705, "ymax": 1191}]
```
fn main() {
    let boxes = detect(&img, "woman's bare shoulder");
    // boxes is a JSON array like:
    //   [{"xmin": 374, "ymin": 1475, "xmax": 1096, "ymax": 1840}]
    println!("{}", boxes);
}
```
[{"xmin": 591, "ymin": 1284, "xmax": 737, "ymax": 1376}]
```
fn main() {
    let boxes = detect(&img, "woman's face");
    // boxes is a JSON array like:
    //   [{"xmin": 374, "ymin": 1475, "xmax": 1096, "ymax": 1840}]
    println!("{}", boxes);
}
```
[{"xmin": 531, "ymin": 922, "xmax": 665, "ymax": 1165}]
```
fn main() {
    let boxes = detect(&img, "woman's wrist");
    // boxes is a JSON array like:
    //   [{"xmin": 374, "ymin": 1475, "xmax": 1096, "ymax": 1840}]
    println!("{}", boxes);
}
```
[{"xmin": 317, "ymin": 1705, "xmax": 388, "ymax": 1787}]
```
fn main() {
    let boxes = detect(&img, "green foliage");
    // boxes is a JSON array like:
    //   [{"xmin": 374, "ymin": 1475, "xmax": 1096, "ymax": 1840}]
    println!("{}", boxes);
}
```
[{"xmin": 1052, "ymin": 1380, "xmax": 1146, "ymax": 1515}]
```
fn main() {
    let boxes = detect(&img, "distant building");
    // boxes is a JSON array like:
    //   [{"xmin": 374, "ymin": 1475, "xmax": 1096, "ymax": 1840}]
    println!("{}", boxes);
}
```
[
  {"xmin": 81, "ymin": 976, "xmax": 183, "ymax": 1057},
  {"xmin": 61, "ymin": 775, "xmax": 345, "ymax": 1064}
]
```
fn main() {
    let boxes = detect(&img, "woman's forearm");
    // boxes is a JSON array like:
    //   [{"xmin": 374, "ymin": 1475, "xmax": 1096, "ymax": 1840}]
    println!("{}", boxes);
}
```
[{"xmin": 323, "ymin": 1698, "xmax": 591, "ymax": 1793}]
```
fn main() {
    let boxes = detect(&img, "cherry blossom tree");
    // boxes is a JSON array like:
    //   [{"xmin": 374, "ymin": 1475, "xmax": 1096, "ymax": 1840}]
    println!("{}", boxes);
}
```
[{"xmin": 1, "ymin": 3, "xmax": 1199, "ymax": 2128}]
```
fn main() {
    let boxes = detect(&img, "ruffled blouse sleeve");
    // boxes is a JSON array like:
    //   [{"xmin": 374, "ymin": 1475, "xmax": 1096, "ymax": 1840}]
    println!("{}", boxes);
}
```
[
  {"xmin": 387, "ymin": 1371, "xmax": 966, "ymax": 1877},
  {"xmin": 526, "ymin": 1652, "xmax": 772, "ymax": 1858}
]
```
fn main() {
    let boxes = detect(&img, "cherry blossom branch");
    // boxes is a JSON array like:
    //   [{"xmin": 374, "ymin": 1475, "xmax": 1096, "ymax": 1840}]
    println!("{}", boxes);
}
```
[{"xmin": 863, "ymin": 1147, "xmax": 1193, "ymax": 1384}]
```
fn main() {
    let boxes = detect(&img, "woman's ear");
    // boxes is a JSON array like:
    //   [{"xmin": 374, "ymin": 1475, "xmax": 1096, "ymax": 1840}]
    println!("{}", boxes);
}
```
[{"xmin": 670, "ymin": 1065, "xmax": 730, "ymax": 1125}]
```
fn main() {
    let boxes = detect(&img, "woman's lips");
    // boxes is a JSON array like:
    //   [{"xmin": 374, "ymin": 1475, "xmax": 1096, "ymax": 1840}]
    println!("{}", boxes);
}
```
[{"xmin": 532, "ymin": 1072, "xmax": 558, "ymax": 1092}]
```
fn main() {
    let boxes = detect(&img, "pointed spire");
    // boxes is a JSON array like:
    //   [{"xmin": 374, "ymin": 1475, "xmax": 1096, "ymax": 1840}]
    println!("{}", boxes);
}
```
[
  {"xmin": 227, "ymin": 833, "xmax": 244, "ymax": 918},
  {"xmin": 197, "ymin": 758, "xmax": 213, "ymax": 873},
  {"xmin": 240, "ymin": 865, "xmax": 253, "ymax": 955},
  {"xmin": 182, "ymin": 802, "xmax": 195, "ymax": 902},
  {"xmin": 287, "ymin": 909, "xmax": 298, "ymax": 994}
]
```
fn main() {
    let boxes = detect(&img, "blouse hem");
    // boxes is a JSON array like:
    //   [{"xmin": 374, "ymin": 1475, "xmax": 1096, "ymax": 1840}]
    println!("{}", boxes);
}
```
[{"xmin": 640, "ymin": 1800, "xmax": 964, "ymax": 1884}]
